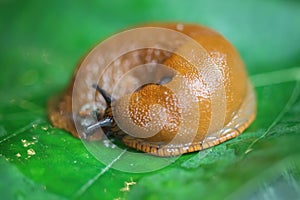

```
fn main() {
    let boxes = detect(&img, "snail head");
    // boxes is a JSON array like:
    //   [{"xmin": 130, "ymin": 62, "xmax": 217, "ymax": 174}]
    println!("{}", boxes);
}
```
[{"xmin": 84, "ymin": 75, "xmax": 173, "ymax": 137}]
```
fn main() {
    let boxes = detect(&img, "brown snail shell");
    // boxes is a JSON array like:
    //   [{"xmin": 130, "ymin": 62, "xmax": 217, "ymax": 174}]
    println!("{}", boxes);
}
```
[{"xmin": 48, "ymin": 23, "xmax": 256, "ymax": 156}]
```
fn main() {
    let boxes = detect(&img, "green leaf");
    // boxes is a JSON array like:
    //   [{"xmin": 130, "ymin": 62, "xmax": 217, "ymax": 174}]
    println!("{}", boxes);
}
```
[{"xmin": 1, "ymin": 0, "xmax": 300, "ymax": 199}]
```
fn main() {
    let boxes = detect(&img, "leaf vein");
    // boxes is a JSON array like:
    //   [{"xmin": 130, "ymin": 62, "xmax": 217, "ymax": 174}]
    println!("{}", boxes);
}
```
[
  {"xmin": 245, "ymin": 81, "xmax": 300, "ymax": 154},
  {"xmin": 73, "ymin": 149, "xmax": 127, "ymax": 198},
  {"xmin": 250, "ymin": 67, "xmax": 300, "ymax": 87},
  {"xmin": 0, "ymin": 119, "xmax": 43, "ymax": 144}
]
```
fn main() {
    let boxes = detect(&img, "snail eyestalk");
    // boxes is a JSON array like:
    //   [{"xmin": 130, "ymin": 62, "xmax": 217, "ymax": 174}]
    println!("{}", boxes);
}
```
[{"xmin": 92, "ymin": 84, "xmax": 112, "ymax": 105}]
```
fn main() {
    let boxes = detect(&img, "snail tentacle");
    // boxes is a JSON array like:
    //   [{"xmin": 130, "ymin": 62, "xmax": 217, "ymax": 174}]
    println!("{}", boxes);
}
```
[
  {"xmin": 86, "ymin": 117, "xmax": 114, "ymax": 132},
  {"xmin": 92, "ymin": 84, "xmax": 113, "ymax": 105},
  {"xmin": 83, "ymin": 85, "xmax": 116, "ymax": 136}
]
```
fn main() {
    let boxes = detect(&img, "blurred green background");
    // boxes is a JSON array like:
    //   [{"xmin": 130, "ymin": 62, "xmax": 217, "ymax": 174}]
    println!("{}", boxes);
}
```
[{"xmin": 1, "ymin": 0, "xmax": 300, "ymax": 199}]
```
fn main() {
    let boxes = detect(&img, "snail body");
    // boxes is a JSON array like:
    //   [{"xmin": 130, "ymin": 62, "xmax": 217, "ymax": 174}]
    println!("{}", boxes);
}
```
[{"xmin": 48, "ymin": 23, "xmax": 256, "ymax": 156}]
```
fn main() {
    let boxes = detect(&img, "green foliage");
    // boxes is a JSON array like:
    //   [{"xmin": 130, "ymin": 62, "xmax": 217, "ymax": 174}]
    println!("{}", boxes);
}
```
[{"xmin": 1, "ymin": 0, "xmax": 300, "ymax": 199}]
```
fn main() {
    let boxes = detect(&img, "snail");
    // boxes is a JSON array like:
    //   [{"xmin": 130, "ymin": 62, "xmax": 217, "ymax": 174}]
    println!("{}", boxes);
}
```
[{"xmin": 48, "ymin": 23, "xmax": 256, "ymax": 157}]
